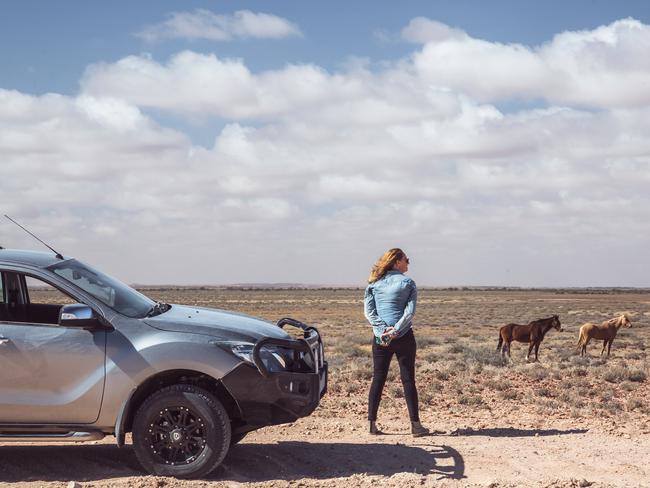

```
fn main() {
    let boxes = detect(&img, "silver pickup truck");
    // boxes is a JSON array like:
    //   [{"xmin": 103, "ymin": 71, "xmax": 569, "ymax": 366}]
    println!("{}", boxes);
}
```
[{"xmin": 0, "ymin": 249, "xmax": 327, "ymax": 478}]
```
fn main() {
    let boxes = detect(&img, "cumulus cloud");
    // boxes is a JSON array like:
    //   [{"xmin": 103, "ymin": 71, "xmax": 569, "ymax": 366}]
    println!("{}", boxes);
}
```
[
  {"xmin": 401, "ymin": 17, "xmax": 466, "ymax": 43},
  {"xmin": 3, "ymin": 18, "xmax": 650, "ymax": 286},
  {"xmin": 410, "ymin": 17, "xmax": 650, "ymax": 108},
  {"xmin": 136, "ymin": 9, "xmax": 302, "ymax": 43}
]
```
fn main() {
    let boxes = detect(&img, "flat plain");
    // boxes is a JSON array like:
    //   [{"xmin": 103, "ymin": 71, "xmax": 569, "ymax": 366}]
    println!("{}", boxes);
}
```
[{"xmin": 2, "ymin": 288, "xmax": 650, "ymax": 487}]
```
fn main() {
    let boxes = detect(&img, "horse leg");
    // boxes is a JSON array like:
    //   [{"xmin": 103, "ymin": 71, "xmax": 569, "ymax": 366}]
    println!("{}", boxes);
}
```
[
  {"xmin": 601, "ymin": 340, "xmax": 607, "ymax": 356},
  {"xmin": 526, "ymin": 343, "xmax": 534, "ymax": 362},
  {"xmin": 607, "ymin": 339, "xmax": 613, "ymax": 357},
  {"xmin": 534, "ymin": 342, "xmax": 541, "ymax": 362}
]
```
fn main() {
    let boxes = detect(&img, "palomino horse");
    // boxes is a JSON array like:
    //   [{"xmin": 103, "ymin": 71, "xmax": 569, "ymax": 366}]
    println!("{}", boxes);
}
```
[
  {"xmin": 577, "ymin": 314, "xmax": 632, "ymax": 357},
  {"xmin": 496, "ymin": 315, "xmax": 562, "ymax": 362}
]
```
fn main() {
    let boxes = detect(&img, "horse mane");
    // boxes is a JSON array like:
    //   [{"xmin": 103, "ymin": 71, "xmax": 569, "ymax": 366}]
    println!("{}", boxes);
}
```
[
  {"xmin": 604, "ymin": 314, "xmax": 629, "ymax": 327},
  {"xmin": 530, "ymin": 315, "xmax": 556, "ymax": 325}
]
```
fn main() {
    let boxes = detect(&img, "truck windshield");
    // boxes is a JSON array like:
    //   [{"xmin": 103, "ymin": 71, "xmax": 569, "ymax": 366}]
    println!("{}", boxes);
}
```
[{"xmin": 48, "ymin": 259, "xmax": 155, "ymax": 318}]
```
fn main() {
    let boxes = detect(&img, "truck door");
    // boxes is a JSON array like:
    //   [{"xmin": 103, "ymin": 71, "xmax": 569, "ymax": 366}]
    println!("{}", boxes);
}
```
[{"xmin": 0, "ymin": 271, "xmax": 106, "ymax": 423}]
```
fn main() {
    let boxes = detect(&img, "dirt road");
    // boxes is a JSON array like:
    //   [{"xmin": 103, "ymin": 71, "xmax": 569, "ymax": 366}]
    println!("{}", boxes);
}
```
[{"xmin": 1, "ymin": 417, "xmax": 648, "ymax": 488}]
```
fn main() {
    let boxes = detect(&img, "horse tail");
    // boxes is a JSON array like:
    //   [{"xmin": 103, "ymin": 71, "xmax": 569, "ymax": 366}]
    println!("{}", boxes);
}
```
[
  {"xmin": 576, "ymin": 326, "xmax": 586, "ymax": 348},
  {"xmin": 497, "ymin": 330, "xmax": 503, "ymax": 351}
]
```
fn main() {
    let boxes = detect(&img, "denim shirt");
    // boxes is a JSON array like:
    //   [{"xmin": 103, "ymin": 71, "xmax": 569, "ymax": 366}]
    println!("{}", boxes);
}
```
[{"xmin": 364, "ymin": 270, "xmax": 417, "ymax": 339}]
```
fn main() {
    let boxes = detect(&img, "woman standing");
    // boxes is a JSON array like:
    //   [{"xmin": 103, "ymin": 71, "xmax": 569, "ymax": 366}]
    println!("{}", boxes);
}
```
[{"xmin": 364, "ymin": 248, "xmax": 429, "ymax": 437}]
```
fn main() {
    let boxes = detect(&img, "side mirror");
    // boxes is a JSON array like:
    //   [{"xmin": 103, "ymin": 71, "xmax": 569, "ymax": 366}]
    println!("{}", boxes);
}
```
[{"xmin": 59, "ymin": 303, "xmax": 111, "ymax": 330}]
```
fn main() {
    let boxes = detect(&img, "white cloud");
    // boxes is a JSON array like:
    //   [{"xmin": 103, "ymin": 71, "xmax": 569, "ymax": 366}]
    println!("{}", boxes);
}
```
[
  {"xmin": 136, "ymin": 9, "xmax": 302, "ymax": 43},
  {"xmin": 410, "ymin": 17, "xmax": 650, "ymax": 108},
  {"xmin": 401, "ymin": 17, "xmax": 466, "ymax": 43},
  {"xmin": 3, "ymin": 18, "xmax": 650, "ymax": 286}
]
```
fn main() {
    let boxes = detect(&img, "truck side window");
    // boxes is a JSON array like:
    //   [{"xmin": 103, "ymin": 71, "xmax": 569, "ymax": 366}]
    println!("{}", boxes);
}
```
[
  {"xmin": 25, "ymin": 276, "xmax": 75, "ymax": 307},
  {"xmin": 15, "ymin": 275, "xmax": 76, "ymax": 325}
]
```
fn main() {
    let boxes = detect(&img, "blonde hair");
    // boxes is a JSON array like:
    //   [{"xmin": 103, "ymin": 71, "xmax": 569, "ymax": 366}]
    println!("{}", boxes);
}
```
[{"xmin": 368, "ymin": 248, "xmax": 406, "ymax": 283}]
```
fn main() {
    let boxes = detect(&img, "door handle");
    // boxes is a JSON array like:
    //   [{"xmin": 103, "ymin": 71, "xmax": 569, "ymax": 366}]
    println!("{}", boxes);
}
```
[{"xmin": 0, "ymin": 337, "xmax": 10, "ymax": 345}]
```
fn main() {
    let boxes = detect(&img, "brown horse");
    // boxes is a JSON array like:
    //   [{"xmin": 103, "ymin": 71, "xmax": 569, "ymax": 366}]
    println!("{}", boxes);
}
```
[
  {"xmin": 496, "ymin": 315, "xmax": 562, "ymax": 362},
  {"xmin": 577, "ymin": 314, "xmax": 632, "ymax": 357}
]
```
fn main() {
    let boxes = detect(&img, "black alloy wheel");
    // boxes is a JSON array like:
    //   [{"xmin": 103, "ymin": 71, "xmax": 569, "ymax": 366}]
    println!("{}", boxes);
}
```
[
  {"xmin": 148, "ymin": 405, "xmax": 206, "ymax": 465},
  {"xmin": 132, "ymin": 384, "xmax": 231, "ymax": 478}
]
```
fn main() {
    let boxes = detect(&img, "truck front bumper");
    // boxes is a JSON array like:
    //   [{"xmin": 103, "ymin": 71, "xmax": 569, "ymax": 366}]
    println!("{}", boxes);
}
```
[{"xmin": 221, "ymin": 318, "xmax": 327, "ymax": 429}]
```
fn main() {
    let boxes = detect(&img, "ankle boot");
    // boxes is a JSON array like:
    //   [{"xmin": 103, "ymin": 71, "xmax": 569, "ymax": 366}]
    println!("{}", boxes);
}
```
[
  {"xmin": 369, "ymin": 420, "xmax": 384, "ymax": 435},
  {"xmin": 411, "ymin": 420, "xmax": 430, "ymax": 437}
]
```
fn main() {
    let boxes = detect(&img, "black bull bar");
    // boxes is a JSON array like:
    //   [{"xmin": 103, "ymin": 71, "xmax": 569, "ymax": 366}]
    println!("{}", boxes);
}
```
[{"xmin": 252, "ymin": 317, "xmax": 326, "ymax": 383}]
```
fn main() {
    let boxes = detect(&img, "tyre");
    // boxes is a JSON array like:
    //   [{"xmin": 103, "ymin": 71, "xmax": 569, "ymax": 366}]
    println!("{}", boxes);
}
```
[{"xmin": 132, "ymin": 384, "xmax": 231, "ymax": 478}]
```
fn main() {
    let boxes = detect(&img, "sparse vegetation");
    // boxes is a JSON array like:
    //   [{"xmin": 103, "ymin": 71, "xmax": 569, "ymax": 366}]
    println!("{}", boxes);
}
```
[{"xmin": 32, "ymin": 287, "xmax": 650, "ymax": 432}]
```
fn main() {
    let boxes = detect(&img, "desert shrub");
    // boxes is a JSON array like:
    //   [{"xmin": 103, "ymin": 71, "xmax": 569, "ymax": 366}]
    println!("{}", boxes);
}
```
[
  {"xmin": 620, "ymin": 381, "xmax": 637, "ymax": 391},
  {"xmin": 570, "ymin": 408, "xmax": 583, "ymax": 418},
  {"xmin": 576, "ymin": 386, "xmax": 595, "ymax": 397},
  {"xmin": 446, "ymin": 343, "xmax": 467, "ymax": 354},
  {"xmin": 348, "ymin": 345, "xmax": 368, "ymax": 358},
  {"xmin": 498, "ymin": 389, "xmax": 519, "ymax": 401},
  {"xmin": 602, "ymin": 366, "xmax": 627, "ymax": 383},
  {"xmin": 484, "ymin": 379, "xmax": 510, "ymax": 391},
  {"xmin": 536, "ymin": 386, "xmax": 554, "ymax": 398},
  {"xmin": 600, "ymin": 399, "xmax": 623, "ymax": 414},
  {"xmin": 627, "ymin": 369, "xmax": 647, "ymax": 382},
  {"xmin": 342, "ymin": 381, "xmax": 361, "ymax": 395},
  {"xmin": 626, "ymin": 397, "xmax": 646, "ymax": 411},
  {"xmin": 420, "ymin": 349, "xmax": 441, "ymax": 363},
  {"xmin": 452, "ymin": 359, "xmax": 468, "ymax": 372},
  {"xmin": 346, "ymin": 333, "xmax": 369, "ymax": 346},
  {"xmin": 420, "ymin": 390, "xmax": 434, "ymax": 405},
  {"xmin": 554, "ymin": 348, "xmax": 575, "ymax": 362},
  {"xmin": 536, "ymin": 399, "xmax": 560, "ymax": 414},
  {"xmin": 458, "ymin": 394, "xmax": 484, "ymax": 406},
  {"xmin": 559, "ymin": 391, "xmax": 584, "ymax": 408},
  {"xmin": 450, "ymin": 381, "xmax": 465, "ymax": 396},
  {"xmin": 570, "ymin": 356, "xmax": 591, "ymax": 367},
  {"xmin": 455, "ymin": 344, "xmax": 507, "ymax": 367},
  {"xmin": 434, "ymin": 369, "xmax": 450, "ymax": 381},
  {"xmin": 524, "ymin": 367, "xmax": 549, "ymax": 381},
  {"xmin": 417, "ymin": 336, "xmax": 440, "ymax": 347},
  {"xmin": 599, "ymin": 389, "xmax": 615, "ymax": 402},
  {"xmin": 550, "ymin": 370, "xmax": 564, "ymax": 379},
  {"xmin": 565, "ymin": 376, "xmax": 590, "ymax": 389},
  {"xmin": 425, "ymin": 381, "xmax": 444, "ymax": 395},
  {"xmin": 571, "ymin": 368, "xmax": 588, "ymax": 377},
  {"xmin": 347, "ymin": 363, "xmax": 372, "ymax": 381}
]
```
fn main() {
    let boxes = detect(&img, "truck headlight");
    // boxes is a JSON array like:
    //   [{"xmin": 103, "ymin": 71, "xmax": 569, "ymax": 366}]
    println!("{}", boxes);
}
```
[{"xmin": 222, "ymin": 342, "xmax": 291, "ymax": 372}]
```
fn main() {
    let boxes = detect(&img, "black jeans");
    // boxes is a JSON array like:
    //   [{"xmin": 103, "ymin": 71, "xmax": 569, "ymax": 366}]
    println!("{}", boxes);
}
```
[{"xmin": 368, "ymin": 329, "xmax": 419, "ymax": 422}]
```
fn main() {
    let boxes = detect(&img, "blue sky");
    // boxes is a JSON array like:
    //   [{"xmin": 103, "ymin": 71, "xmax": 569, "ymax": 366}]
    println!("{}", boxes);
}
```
[
  {"xmin": 1, "ymin": 2, "xmax": 650, "ymax": 286},
  {"xmin": 3, "ymin": 1, "xmax": 649, "ymax": 95}
]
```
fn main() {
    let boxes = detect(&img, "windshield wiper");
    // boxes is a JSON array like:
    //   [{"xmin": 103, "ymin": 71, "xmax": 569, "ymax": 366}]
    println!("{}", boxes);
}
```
[{"xmin": 146, "ymin": 301, "xmax": 171, "ymax": 317}]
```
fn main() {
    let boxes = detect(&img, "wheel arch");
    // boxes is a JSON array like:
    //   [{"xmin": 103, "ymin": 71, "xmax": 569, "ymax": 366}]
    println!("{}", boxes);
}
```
[{"xmin": 116, "ymin": 369, "xmax": 240, "ymax": 447}]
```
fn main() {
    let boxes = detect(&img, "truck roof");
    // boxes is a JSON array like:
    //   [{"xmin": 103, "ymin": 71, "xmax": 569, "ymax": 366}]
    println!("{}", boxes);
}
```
[{"xmin": 0, "ymin": 249, "xmax": 68, "ymax": 268}]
